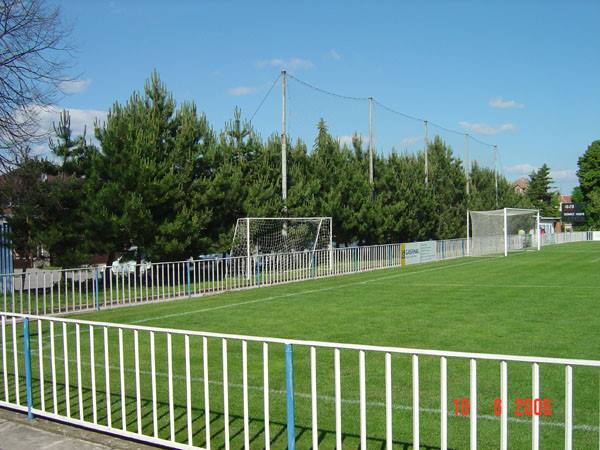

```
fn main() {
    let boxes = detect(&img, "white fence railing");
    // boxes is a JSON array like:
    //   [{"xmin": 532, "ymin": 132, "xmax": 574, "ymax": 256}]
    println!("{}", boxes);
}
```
[
  {"xmin": 541, "ymin": 231, "xmax": 593, "ymax": 246},
  {"xmin": 0, "ymin": 232, "xmax": 593, "ymax": 316},
  {"xmin": 1, "ymin": 312, "xmax": 598, "ymax": 449}
]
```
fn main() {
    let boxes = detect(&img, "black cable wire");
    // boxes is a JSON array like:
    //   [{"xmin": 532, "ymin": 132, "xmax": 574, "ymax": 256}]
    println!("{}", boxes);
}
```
[
  {"xmin": 372, "ymin": 99, "xmax": 423, "ymax": 123},
  {"xmin": 282, "ymin": 73, "xmax": 499, "ymax": 150},
  {"xmin": 469, "ymin": 134, "xmax": 495, "ymax": 148},
  {"xmin": 249, "ymin": 73, "xmax": 281, "ymax": 123},
  {"xmin": 287, "ymin": 73, "xmax": 368, "ymax": 102}
]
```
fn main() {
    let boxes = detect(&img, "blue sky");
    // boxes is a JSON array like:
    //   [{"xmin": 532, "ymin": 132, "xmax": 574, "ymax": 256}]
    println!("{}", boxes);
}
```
[{"xmin": 47, "ymin": 0, "xmax": 600, "ymax": 193}]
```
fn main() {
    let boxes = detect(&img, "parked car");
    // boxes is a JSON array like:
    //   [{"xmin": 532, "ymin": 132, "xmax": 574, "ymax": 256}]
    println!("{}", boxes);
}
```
[{"xmin": 111, "ymin": 247, "xmax": 152, "ymax": 275}]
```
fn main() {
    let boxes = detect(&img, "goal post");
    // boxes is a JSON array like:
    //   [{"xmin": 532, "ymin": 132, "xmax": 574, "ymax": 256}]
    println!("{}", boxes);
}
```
[
  {"xmin": 231, "ymin": 217, "xmax": 333, "ymax": 279},
  {"xmin": 468, "ymin": 208, "xmax": 540, "ymax": 257}
]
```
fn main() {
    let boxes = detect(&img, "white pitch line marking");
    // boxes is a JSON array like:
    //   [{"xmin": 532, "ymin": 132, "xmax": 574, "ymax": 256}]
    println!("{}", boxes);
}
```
[{"xmin": 130, "ymin": 258, "xmax": 491, "ymax": 324}]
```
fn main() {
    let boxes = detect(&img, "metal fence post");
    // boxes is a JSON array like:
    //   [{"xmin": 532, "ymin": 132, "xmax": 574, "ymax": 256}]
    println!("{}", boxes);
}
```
[
  {"xmin": 186, "ymin": 261, "xmax": 191, "ymax": 298},
  {"xmin": 23, "ymin": 317, "xmax": 34, "ymax": 419},
  {"xmin": 95, "ymin": 269, "xmax": 100, "ymax": 311},
  {"xmin": 256, "ymin": 255, "xmax": 262, "ymax": 287},
  {"xmin": 285, "ymin": 344, "xmax": 295, "ymax": 450}
]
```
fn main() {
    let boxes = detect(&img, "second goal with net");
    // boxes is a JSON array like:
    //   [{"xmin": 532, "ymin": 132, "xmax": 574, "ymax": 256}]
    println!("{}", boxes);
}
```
[
  {"xmin": 231, "ymin": 217, "xmax": 333, "ymax": 278},
  {"xmin": 468, "ymin": 208, "xmax": 540, "ymax": 257}
]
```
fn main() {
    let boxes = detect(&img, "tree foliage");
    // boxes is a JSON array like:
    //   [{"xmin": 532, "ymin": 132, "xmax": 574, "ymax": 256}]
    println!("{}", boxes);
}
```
[
  {"xmin": 1, "ymin": 73, "xmax": 535, "ymax": 267},
  {"xmin": 0, "ymin": 0, "xmax": 74, "ymax": 169},
  {"xmin": 576, "ymin": 140, "xmax": 600, "ymax": 227},
  {"xmin": 527, "ymin": 164, "xmax": 559, "ymax": 216}
]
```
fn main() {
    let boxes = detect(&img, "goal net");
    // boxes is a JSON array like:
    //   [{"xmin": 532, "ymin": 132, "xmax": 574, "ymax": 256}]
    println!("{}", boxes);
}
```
[
  {"xmin": 469, "ymin": 208, "xmax": 540, "ymax": 256},
  {"xmin": 231, "ymin": 217, "xmax": 332, "ymax": 256},
  {"xmin": 231, "ymin": 217, "xmax": 333, "ymax": 278}
]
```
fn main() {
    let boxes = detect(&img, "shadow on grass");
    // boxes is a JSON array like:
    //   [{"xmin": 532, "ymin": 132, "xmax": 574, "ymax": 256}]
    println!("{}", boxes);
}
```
[{"xmin": 1, "ymin": 372, "xmax": 450, "ymax": 449}]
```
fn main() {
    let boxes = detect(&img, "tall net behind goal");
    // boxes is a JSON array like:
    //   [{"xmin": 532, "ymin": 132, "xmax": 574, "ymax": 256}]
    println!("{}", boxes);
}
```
[{"xmin": 469, "ymin": 208, "xmax": 540, "ymax": 256}]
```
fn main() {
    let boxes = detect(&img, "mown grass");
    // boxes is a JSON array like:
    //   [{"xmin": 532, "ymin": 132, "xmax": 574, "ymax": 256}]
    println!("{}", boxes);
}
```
[{"xmin": 2, "ymin": 241, "xmax": 600, "ymax": 449}]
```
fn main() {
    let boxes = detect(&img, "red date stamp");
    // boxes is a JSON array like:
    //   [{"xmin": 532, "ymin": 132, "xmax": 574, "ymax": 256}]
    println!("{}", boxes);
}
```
[{"xmin": 452, "ymin": 397, "xmax": 552, "ymax": 417}]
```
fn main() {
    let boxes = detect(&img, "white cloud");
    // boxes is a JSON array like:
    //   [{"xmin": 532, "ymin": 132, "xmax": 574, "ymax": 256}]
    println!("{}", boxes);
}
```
[
  {"xmin": 459, "ymin": 121, "xmax": 515, "ymax": 135},
  {"xmin": 59, "ymin": 79, "xmax": 92, "ymax": 94},
  {"xmin": 551, "ymin": 169, "xmax": 577, "ymax": 181},
  {"xmin": 108, "ymin": 1, "xmax": 126, "ymax": 14},
  {"xmin": 257, "ymin": 57, "xmax": 314, "ymax": 71},
  {"xmin": 29, "ymin": 105, "xmax": 107, "ymax": 140},
  {"xmin": 338, "ymin": 135, "xmax": 360, "ymax": 146},
  {"xmin": 401, "ymin": 136, "xmax": 421, "ymax": 146},
  {"xmin": 227, "ymin": 86, "xmax": 258, "ymax": 96},
  {"xmin": 489, "ymin": 97, "xmax": 525, "ymax": 109},
  {"xmin": 506, "ymin": 163, "xmax": 537, "ymax": 175},
  {"xmin": 328, "ymin": 49, "xmax": 342, "ymax": 61},
  {"xmin": 505, "ymin": 165, "xmax": 577, "ymax": 182}
]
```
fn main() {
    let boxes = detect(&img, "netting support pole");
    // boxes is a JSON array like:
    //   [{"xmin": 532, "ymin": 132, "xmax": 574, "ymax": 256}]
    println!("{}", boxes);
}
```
[
  {"xmin": 368, "ymin": 97, "xmax": 373, "ymax": 185},
  {"xmin": 536, "ymin": 210, "xmax": 541, "ymax": 251},
  {"xmin": 465, "ymin": 134, "xmax": 470, "ymax": 196},
  {"xmin": 424, "ymin": 120, "xmax": 429, "ymax": 185},
  {"xmin": 466, "ymin": 210, "xmax": 470, "ymax": 257},
  {"xmin": 493, "ymin": 145, "xmax": 499, "ymax": 208},
  {"xmin": 503, "ymin": 207, "xmax": 508, "ymax": 257},
  {"xmin": 246, "ymin": 218, "xmax": 251, "ymax": 280},
  {"xmin": 281, "ymin": 70, "xmax": 288, "ymax": 211}
]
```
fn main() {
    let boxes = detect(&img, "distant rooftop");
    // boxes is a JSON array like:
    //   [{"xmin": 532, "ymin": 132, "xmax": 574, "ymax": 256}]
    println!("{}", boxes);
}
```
[{"xmin": 512, "ymin": 176, "xmax": 529, "ymax": 194}]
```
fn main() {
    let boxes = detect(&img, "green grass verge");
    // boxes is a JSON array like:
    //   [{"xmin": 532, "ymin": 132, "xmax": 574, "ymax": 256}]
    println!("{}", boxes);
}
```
[{"xmin": 2, "ymin": 241, "xmax": 600, "ymax": 449}]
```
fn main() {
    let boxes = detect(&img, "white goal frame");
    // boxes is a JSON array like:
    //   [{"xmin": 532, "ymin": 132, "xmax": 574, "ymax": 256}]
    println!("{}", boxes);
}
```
[
  {"xmin": 467, "ymin": 208, "xmax": 540, "ymax": 257},
  {"xmin": 231, "ymin": 217, "xmax": 333, "ymax": 279}
]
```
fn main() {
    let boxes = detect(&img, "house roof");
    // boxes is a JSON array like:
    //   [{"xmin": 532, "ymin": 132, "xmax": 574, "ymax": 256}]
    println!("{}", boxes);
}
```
[
  {"xmin": 512, "ymin": 177, "xmax": 529, "ymax": 190},
  {"xmin": 559, "ymin": 194, "xmax": 572, "ymax": 204}
]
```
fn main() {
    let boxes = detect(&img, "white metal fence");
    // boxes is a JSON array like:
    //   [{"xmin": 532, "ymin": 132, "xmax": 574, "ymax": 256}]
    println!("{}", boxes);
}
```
[
  {"xmin": 0, "ymin": 232, "xmax": 593, "ymax": 316},
  {"xmin": 0, "ymin": 238, "xmax": 468, "ymax": 315},
  {"xmin": 1, "ymin": 312, "xmax": 598, "ymax": 449},
  {"xmin": 469, "ymin": 231, "xmax": 592, "ymax": 257}
]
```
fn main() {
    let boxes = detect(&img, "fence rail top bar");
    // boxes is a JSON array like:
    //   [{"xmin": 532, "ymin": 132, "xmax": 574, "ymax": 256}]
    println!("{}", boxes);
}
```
[{"xmin": 2, "ymin": 312, "xmax": 599, "ymax": 367}]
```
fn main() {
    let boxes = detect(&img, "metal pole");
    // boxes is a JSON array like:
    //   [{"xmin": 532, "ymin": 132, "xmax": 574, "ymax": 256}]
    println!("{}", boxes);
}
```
[
  {"xmin": 368, "ymin": 97, "xmax": 373, "ymax": 185},
  {"xmin": 186, "ymin": 260, "xmax": 191, "ymax": 298},
  {"xmin": 246, "ymin": 218, "xmax": 251, "ymax": 280},
  {"xmin": 493, "ymin": 145, "xmax": 499, "ymax": 208},
  {"xmin": 23, "ymin": 318, "xmax": 33, "ymax": 420},
  {"xmin": 281, "ymin": 70, "xmax": 288, "ymax": 210},
  {"xmin": 466, "ymin": 210, "xmax": 470, "ymax": 257},
  {"xmin": 465, "ymin": 134, "xmax": 470, "ymax": 196},
  {"xmin": 537, "ymin": 210, "xmax": 541, "ymax": 251},
  {"xmin": 504, "ymin": 208, "xmax": 508, "ymax": 257},
  {"xmin": 329, "ymin": 218, "xmax": 334, "ymax": 274},
  {"xmin": 95, "ymin": 269, "xmax": 100, "ymax": 310},
  {"xmin": 424, "ymin": 120, "xmax": 429, "ymax": 185},
  {"xmin": 285, "ymin": 344, "xmax": 295, "ymax": 450}
]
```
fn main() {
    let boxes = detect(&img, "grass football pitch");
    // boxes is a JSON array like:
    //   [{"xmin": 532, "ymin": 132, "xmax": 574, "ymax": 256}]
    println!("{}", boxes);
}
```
[{"xmin": 4, "ymin": 241, "xmax": 600, "ymax": 449}]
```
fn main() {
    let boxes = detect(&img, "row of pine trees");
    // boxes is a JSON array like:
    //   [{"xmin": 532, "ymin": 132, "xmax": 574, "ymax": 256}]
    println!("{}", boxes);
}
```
[{"xmin": 1, "ymin": 73, "xmax": 549, "ymax": 268}]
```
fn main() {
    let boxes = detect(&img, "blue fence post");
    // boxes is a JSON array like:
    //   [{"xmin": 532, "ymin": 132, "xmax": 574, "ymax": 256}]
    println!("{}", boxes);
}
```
[
  {"xmin": 95, "ymin": 269, "xmax": 100, "ymax": 311},
  {"xmin": 256, "ymin": 255, "xmax": 261, "ymax": 287},
  {"xmin": 23, "ymin": 318, "xmax": 34, "ymax": 420},
  {"xmin": 285, "ymin": 343, "xmax": 295, "ymax": 450},
  {"xmin": 186, "ymin": 260, "xmax": 191, "ymax": 298}
]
